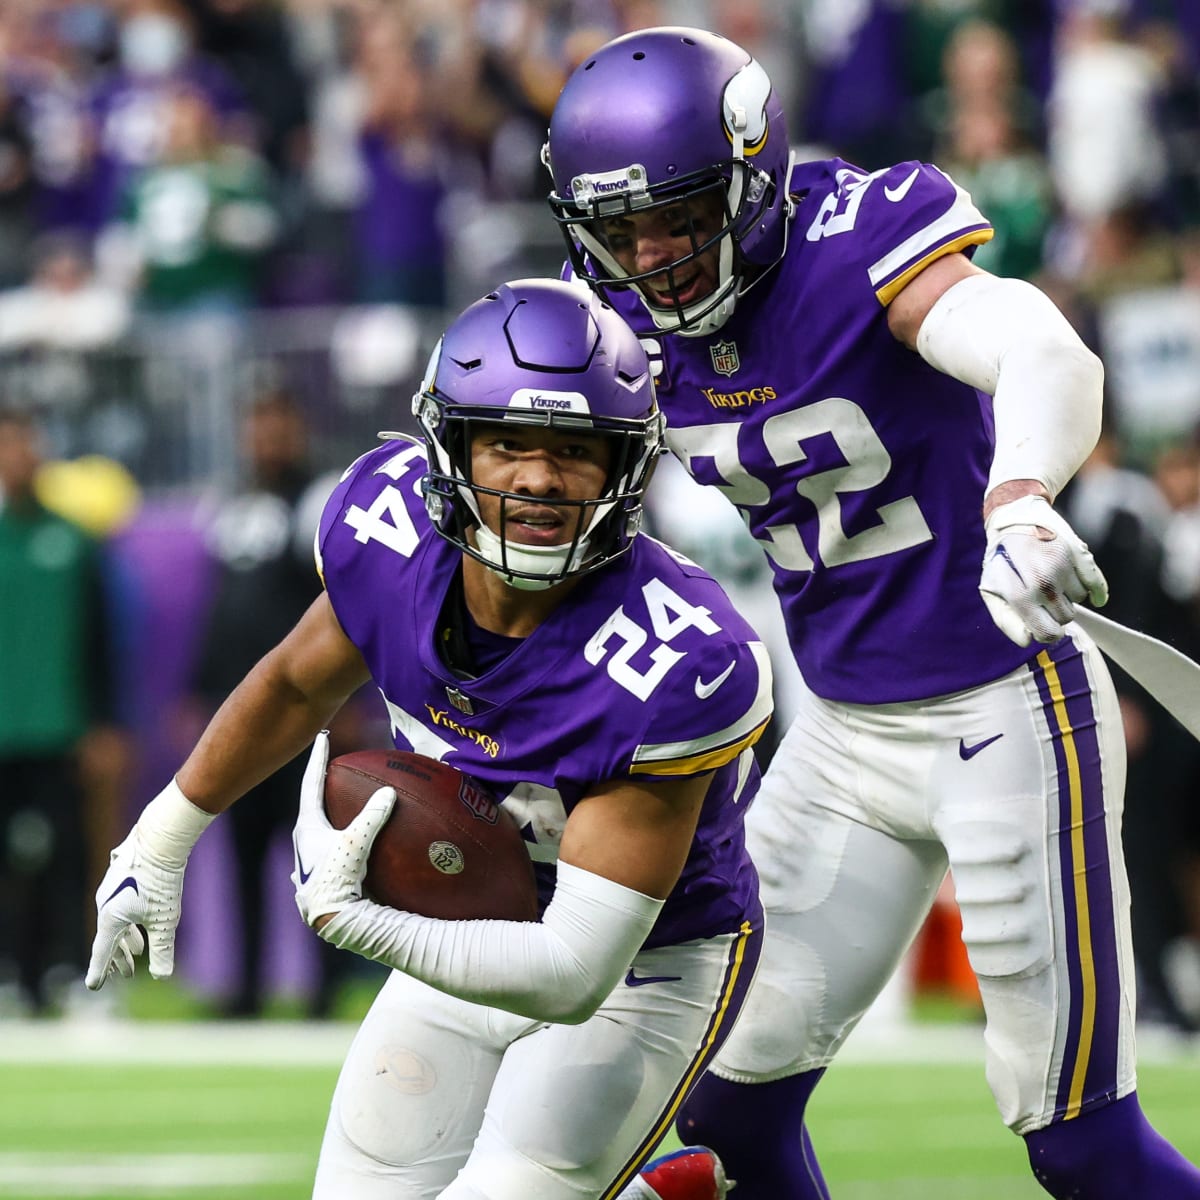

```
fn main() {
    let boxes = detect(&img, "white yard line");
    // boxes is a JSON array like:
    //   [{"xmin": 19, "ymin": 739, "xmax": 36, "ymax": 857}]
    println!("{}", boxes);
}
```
[
  {"xmin": 0, "ymin": 1016, "xmax": 1195, "ymax": 1068},
  {"xmin": 0, "ymin": 1020, "xmax": 355, "ymax": 1065},
  {"xmin": 0, "ymin": 1153, "xmax": 312, "ymax": 1194}
]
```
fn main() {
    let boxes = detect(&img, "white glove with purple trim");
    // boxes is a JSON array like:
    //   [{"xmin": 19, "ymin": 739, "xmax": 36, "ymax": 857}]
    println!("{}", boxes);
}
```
[
  {"xmin": 980, "ymin": 494, "xmax": 1109, "ymax": 647},
  {"xmin": 292, "ymin": 731, "xmax": 396, "ymax": 929},
  {"xmin": 85, "ymin": 779, "xmax": 215, "ymax": 989}
]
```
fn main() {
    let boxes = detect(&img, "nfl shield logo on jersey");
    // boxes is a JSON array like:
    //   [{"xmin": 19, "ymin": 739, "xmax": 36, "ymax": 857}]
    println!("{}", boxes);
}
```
[
  {"xmin": 709, "ymin": 340, "xmax": 740, "ymax": 377},
  {"xmin": 446, "ymin": 685, "xmax": 474, "ymax": 715}
]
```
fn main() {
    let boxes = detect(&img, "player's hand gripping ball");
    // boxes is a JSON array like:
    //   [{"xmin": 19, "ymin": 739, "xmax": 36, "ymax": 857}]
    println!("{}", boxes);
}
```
[{"xmin": 321, "ymin": 748, "xmax": 539, "ymax": 921}]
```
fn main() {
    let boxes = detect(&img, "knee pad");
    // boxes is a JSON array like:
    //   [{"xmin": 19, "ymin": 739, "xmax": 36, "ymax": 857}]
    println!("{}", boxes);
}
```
[
  {"xmin": 945, "ymin": 816, "xmax": 1049, "ymax": 980},
  {"xmin": 335, "ymin": 1041, "xmax": 475, "ymax": 1166}
]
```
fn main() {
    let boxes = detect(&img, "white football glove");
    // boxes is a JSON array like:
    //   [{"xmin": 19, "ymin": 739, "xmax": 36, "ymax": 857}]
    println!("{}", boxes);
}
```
[
  {"xmin": 292, "ymin": 731, "xmax": 396, "ymax": 929},
  {"xmin": 85, "ymin": 780, "xmax": 214, "ymax": 990},
  {"xmin": 980, "ymin": 494, "xmax": 1109, "ymax": 647}
]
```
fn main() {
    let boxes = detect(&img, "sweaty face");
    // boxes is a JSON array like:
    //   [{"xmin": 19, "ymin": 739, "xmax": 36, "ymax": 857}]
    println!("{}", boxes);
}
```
[
  {"xmin": 468, "ymin": 423, "xmax": 612, "ymax": 548},
  {"xmin": 595, "ymin": 191, "xmax": 724, "ymax": 310}
]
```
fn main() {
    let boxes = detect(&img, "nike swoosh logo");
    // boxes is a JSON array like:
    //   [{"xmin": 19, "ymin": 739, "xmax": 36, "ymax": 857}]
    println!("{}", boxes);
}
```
[
  {"xmin": 102, "ymin": 876, "xmax": 139, "ymax": 906},
  {"xmin": 884, "ymin": 167, "xmax": 919, "ymax": 203},
  {"xmin": 297, "ymin": 856, "xmax": 314, "ymax": 884},
  {"xmin": 959, "ymin": 733, "xmax": 1004, "ymax": 760},
  {"xmin": 625, "ymin": 969, "xmax": 684, "ymax": 988},
  {"xmin": 992, "ymin": 544, "xmax": 1025, "ymax": 584},
  {"xmin": 694, "ymin": 661, "xmax": 736, "ymax": 700}
]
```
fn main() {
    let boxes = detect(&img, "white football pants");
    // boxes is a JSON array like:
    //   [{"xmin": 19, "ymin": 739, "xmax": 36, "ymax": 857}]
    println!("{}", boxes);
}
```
[
  {"xmin": 712, "ymin": 627, "xmax": 1136, "ymax": 1135},
  {"xmin": 313, "ymin": 923, "xmax": 759, "ymax": 1198}
]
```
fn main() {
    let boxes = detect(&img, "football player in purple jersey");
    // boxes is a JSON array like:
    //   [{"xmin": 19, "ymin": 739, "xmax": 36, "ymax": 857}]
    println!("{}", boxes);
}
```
[
  {"xmin": 84, "ymin": 278, "xmax": 772, "ymax": 1200},
  {"xmin": 542, "ymin": 25, "xmax": 1200, "ymax": 1200}
]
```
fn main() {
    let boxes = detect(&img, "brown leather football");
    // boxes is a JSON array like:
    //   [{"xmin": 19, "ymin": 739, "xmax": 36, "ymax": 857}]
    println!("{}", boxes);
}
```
[{"xmin": 323, "ymin": 749, "xmax": 538, "ymax": 922}]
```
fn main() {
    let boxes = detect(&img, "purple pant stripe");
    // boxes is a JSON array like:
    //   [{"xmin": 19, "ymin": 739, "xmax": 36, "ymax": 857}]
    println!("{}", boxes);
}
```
[{"xmin": 1033, "ymin": 639, "xmax": 1121, "ymax": 1122}]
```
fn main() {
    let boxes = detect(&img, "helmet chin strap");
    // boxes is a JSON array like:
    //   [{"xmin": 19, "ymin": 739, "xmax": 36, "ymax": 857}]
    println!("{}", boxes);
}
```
[
  {"xmin": 472, "ymin": 524, "xmax": 587, "ymax": 592},
  {"xmin": 653, "ymin": 281, "xmax": 739, "ymax": 337},
  {"xmin": 576, "ymin": 225, "xmax": 741, "ymax": 337}
]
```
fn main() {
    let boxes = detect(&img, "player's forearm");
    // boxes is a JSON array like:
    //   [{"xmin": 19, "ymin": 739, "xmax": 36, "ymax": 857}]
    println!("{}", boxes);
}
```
[
  {"xmin": 981, "ymin": 479, "xmax": 1051, "ymax": 522},
  {"xmin": 176, "ymin": 651, "xmax": 345, "ymax": 814},
  {"xmin": 915, "ymin": 273, "xmax": 1103, "ymax": 502},
  {"xmin": 323, "ymin": 861, "xmax": 663, "ymax": 1023},
  {"xmin": 109, "ymin": 655, "xmax": 330, "ymax": 874},
  {"xmin": 176, "ymin": 594, "xmax": 368, "ymax": 814}
]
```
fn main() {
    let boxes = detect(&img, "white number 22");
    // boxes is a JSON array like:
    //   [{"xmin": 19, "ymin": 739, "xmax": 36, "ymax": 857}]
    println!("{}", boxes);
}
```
[{"xmin": 667, "ymin": 398, "xmax": 932, "ymax": 573}]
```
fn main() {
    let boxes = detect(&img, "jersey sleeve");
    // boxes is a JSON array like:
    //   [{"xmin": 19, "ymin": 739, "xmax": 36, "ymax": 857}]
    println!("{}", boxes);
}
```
[
  {"xmin": 861, "ymin": 161, "xmax": 993, "ymax": 305},
  {"xmin": 314, "ymin": 439, "xmax": 430, "ymax": 647},
  {"xmin": 803, "ymin": 159, "xmax": 993, "ymax": 307},
  {"xmin": 627, "ymin": 636, "xmax": 774, "ymax": 779},
  {"xmin": 313, "ymin": 445, "xmax": 385, "ymax": 584}
]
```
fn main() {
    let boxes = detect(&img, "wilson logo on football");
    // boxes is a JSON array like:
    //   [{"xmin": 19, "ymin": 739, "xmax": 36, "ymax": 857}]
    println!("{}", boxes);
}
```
[
  {"xmin": 386, "ymin": 758, "xmax": 433, "ymax": 780},
  {"xmin": 458, "ymin": 779, "xmax": 500, "ymax": 824}
]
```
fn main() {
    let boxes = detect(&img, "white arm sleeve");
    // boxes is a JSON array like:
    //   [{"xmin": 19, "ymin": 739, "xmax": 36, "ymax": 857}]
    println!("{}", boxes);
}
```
[
  {"xmin": 321, "ymin": 861, "xmax": 664, "ymax": 1024},
  {"xmin": 914, "ymin": 273, "xmax": 1104, "ymax": 499}
]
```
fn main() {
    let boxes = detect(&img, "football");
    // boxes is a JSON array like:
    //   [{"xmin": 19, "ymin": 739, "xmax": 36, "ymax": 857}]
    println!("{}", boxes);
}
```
[{"xmin": 322, "ymin": 749, "xmax": 539, "ymax": 922}]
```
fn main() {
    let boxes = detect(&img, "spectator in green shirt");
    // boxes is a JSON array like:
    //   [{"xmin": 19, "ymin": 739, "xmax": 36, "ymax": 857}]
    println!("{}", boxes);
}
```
[
  {"xmin": 103, "ymin": 83, "xmax": 279, "ymax": 314},
  {"xmin": 0, "ymin": 409, "xmax": 127, "ymax": 1014}
]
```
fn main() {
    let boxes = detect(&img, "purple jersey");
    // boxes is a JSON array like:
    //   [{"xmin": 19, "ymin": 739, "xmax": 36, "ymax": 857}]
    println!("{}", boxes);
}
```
[
  {"xmin": 316, "ymin": 440, "xmax": 773, "ymax": 947},
  {"xmin": 354, "ymin": 131, "xmax": 446, "ymax": 269},
  {"xmin": 604, "ymin": 157, "xmax": 1034, "ymax": 704}
]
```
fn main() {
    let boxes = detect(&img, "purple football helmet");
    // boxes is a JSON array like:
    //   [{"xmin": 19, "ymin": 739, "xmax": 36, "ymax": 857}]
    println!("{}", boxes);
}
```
[
  {"xmin": 412, "ymin": 278, "xmax": 664, "ymax": 589},
  {"xmin": 543, "ymin": 27, "xmax": 794, "ymax": 337}
]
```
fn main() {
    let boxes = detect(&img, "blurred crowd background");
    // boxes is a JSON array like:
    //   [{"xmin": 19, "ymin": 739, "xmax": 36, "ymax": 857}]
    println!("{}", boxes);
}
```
[{"xmin": 2, "ymin": 0, "xmax": 1200, "ymax": 1036}]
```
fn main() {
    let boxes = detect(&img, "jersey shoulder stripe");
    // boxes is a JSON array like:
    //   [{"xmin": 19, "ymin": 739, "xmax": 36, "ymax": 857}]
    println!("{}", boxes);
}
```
[
  {"xmin": 869, "ymin": 171, "xmax": 992, "ymax": 304},
  {"xmin": 631, "ymin": 641, "xmax": 773, "ymax": 775}
]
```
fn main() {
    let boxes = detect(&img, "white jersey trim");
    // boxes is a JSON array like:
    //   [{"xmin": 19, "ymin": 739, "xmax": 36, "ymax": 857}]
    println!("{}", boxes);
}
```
[
  {"xmin": 867, "ymin": 173, "xmax": 988, "ymax": 291},
  {"xmin": 632, "ymin": 641, "xmax": 774, "ymax": 771}
]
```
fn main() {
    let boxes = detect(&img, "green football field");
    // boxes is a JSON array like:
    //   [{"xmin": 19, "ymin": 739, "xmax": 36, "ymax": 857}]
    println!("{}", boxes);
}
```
[{"xmin": 2, "ymin": 1018, "xmax": 1198, "ymax": 1199}]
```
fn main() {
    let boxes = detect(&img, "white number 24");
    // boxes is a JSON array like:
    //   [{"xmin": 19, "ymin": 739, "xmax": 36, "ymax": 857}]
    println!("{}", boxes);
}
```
[{"xmin": 585, "ymin": 578, "xmax": 720, "ymax": 701}]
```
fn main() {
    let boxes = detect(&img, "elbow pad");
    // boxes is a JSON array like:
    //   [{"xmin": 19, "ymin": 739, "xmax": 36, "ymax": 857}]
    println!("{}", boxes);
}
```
[
  {"xmin": 915, "ymin": 273, "xmax": 1103, "ymax": 499},
  {"xmin": 322, "ymin": 861, "xmax": 664, "ymax": 1023}
]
